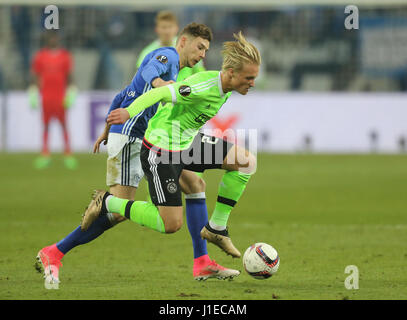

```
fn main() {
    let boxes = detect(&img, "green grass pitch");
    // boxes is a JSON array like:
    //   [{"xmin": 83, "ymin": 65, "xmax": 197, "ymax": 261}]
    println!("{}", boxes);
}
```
[{"xmin": 0, "ymin": 152, "xmax": 406, "ymax": 300}]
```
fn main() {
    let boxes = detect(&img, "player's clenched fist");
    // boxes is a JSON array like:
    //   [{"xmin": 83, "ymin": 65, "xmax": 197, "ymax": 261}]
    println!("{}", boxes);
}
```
[{"xmin": 107, "ymin": 108, "xmax": 130, "ymax": 125}]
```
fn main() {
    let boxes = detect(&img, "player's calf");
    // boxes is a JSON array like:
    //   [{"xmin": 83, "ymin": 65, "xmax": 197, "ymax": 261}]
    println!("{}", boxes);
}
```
[
  {"xmin": 158, "ymin": 206, "xmax": 183, "ymax": 233},
  {"xmin": 84, "ymin": 191, "xmax": 185, "ymax": 234},
  {"xmin": 111, "ymin": 212, "xmax": 127, "ymax": 223}
]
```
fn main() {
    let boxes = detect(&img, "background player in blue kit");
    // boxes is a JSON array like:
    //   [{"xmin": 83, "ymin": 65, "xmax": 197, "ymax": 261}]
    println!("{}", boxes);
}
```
[{"xmin": 36, "ymin": 23, "xmax": 240, "ymax": 286}]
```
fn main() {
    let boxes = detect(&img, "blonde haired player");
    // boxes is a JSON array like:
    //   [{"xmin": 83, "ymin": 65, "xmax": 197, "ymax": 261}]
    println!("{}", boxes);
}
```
[{"xmin": 83, "ymin": 32, "xmax": 260, "ymax": 267}]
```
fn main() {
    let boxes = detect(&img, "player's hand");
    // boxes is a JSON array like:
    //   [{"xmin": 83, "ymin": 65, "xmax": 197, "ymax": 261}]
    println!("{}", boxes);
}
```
[
  {"xmin": 107, "ymin": 108, "xmax": 130, "ymax": 125},
  {"xmin": 151, "ymin": 78, "xmax": 175, "ymax": 88},
  {"xmin": 28, "ymin": 85, "xmax": 39, "ymax": 109},
  {"xmin": 64, "ymin": 85, "xmax": 78, "ymax": 109},
  {"xmin": 93, "ymin": 133, "xmax": 108, "ymax": 153}
]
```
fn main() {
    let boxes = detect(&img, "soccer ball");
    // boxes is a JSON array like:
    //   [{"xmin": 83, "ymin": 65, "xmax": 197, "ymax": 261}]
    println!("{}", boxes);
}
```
[{"xmin": 243, "ymin": 242, "xmax": 280, "ymax": 279}]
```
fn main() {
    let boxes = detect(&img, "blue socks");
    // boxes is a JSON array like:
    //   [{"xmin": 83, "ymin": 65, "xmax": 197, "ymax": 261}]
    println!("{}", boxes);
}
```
[
  {"xmin": 56, "ymin": 214, "xmax": 114, "ymax": 254},
  {"xmin": 185, "ymin": 194, "xmax": 208, "ymax": 259}
]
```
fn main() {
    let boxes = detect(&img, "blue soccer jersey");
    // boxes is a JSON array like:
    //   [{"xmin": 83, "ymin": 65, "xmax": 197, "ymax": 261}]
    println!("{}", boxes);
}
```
[{"xmin": 107, "ymin": 47, "xmax": 179, "ymax": 138}]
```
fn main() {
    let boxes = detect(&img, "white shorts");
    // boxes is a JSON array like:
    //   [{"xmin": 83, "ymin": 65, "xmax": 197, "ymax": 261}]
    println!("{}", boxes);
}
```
[{"xmin": 106, "ymin": 133, "xmax": 144, "ymax": 188}]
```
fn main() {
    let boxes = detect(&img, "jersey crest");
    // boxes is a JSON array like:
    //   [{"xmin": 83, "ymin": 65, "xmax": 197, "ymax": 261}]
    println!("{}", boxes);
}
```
[
  {"xmin": 179, "ymin": 85, "xmax": 191, "ymax": 96},
  {"xmin": 156, "ymin": 55, "xmax": 168, "ymax": 64}
]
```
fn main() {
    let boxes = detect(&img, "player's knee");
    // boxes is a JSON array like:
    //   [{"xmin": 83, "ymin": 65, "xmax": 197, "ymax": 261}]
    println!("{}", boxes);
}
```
[
  {"xmin": 224, "ymin": 146, "xmax": 257, "ymax": 174},
  {"xmin": 180, "ymin": 171, "xmax": 206, "ymax": 194},
  {"xmin": 199, "ymin": 177, "xmax": 206, "ymax": 191},
  {"xmin": 163, "ymin": 217, "xmax": 183, "ymax": 234},
  {"xmin": 190, "ymin": 176, "xmax": 206, "ymax": 193},
  {"xmin": 245, "ymin": 152, "xmax": 257, "ymax": 175},
  {"xmin": 235, "ymin": 150, "xmax": 257, "ymax": 175}
]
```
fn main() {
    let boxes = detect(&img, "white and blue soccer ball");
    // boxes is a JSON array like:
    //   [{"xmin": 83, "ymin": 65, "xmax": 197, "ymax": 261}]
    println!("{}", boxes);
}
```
[{"xmin": 243, "ymin": 242, "xmax": 280, "ymax": 279}]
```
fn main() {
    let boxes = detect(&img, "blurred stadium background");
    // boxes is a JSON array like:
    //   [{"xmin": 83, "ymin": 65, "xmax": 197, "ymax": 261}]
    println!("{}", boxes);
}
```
[{"xmin": 0, "ymin": 0, "xmax": 406, "ymax": 154}]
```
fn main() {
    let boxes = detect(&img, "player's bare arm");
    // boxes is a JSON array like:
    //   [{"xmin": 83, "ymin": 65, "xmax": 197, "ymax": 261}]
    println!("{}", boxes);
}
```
[
  {"xmin": 93, "ymin": 123, "xmax": 111, "ymax": 153},
  {"xmin": 106, "ymin": 108, "xmax": 130, "ymax": 125},
  {"xmin": 151, "ymin": 78, "xmax": 175, "ymax": 88}
]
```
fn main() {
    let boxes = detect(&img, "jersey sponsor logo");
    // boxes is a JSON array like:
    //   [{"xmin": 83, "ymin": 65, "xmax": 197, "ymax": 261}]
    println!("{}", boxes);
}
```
[
  {"xmin": 156, "ymin": 55, "xmax": 168, "ymax": 64},
  {"xmin": 179, "ymin": 85, "xmax": 191, "ymax": 97},
  {"xmin": 194, "ymin": 113, "xmax": 211, "ymax": 124},
  {"xmin": 127, "ymin": 90, "xmax": 136, "ymax": 97}
]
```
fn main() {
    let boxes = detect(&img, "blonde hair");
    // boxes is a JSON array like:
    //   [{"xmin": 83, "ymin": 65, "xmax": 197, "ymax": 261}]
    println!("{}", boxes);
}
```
[
  {"xmin": 155, "ymin": 11, "xmax": 178, "ymax": 25},
  {"xmin": 221, "ymin": 31, "xmax": 261, "ymax": 72}
]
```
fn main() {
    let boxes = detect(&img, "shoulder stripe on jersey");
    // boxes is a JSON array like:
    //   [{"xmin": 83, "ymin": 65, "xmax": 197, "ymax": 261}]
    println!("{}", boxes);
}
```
[
  {"xmin": 192, "ymin": 82, "xmax": 218, "ymax": 94},
  {"xmin": 191, "ymin": 80, "xmax": 217, "ymax": 92},
  {"xmin": 190, "ymin": 77, "xmax": 217, "ymax": 89}
]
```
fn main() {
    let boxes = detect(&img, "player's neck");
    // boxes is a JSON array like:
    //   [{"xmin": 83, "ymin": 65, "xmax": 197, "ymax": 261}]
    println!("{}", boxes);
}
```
[
  {"xmin": 220, "ymin": 71, "xmax": 232, "ymax": 94},
  {"xmin": 179, "ymin": 57, "xmax": 186, "ymax": 69},
  {"xmin": 178, "ymin": 58, "xmax": 185, "ymax": 70},
  {"xmin": 160, "ymin": 40, "xmax": 172, "ymax": 47},
  {"xmin": 176, "ymin": 45, "xmax": 186, "ymax": 69}
]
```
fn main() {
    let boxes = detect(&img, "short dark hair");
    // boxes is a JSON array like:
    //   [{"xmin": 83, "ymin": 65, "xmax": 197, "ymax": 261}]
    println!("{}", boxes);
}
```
[{"xmin": 178, "ymin": 23, "xmax": 213, "ymax": 42}]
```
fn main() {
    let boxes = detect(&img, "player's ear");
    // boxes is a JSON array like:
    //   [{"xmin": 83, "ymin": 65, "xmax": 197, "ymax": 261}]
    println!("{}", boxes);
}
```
[
  {"xmin": 179, "ymin": 35, "xmax": 189, "ymax": 48},
  {"xmin": 227, "ymin": 68, "xmax": 235, "ymax": 79}
]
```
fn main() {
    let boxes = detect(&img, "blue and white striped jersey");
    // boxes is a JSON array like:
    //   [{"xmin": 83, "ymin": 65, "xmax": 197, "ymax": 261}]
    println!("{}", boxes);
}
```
[{"xmin": 107, "ymin": 47, "xmax": 179, "ymax": 139}]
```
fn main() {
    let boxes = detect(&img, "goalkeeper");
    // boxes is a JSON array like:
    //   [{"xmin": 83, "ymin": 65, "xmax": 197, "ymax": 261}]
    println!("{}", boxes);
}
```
[{"xmin": 29, "ymin": 30, "xmax": 78, "ymax": 170}]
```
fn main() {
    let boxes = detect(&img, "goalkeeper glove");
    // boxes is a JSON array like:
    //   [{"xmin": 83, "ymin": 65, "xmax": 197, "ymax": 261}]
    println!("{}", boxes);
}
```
[
  {"xmin": 64, "ymin": 85, "xmax": 78, "ymax": 109},
  {"xmin": 28, "ymin": 85, "xmax": 40, "ymax": 110}
]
